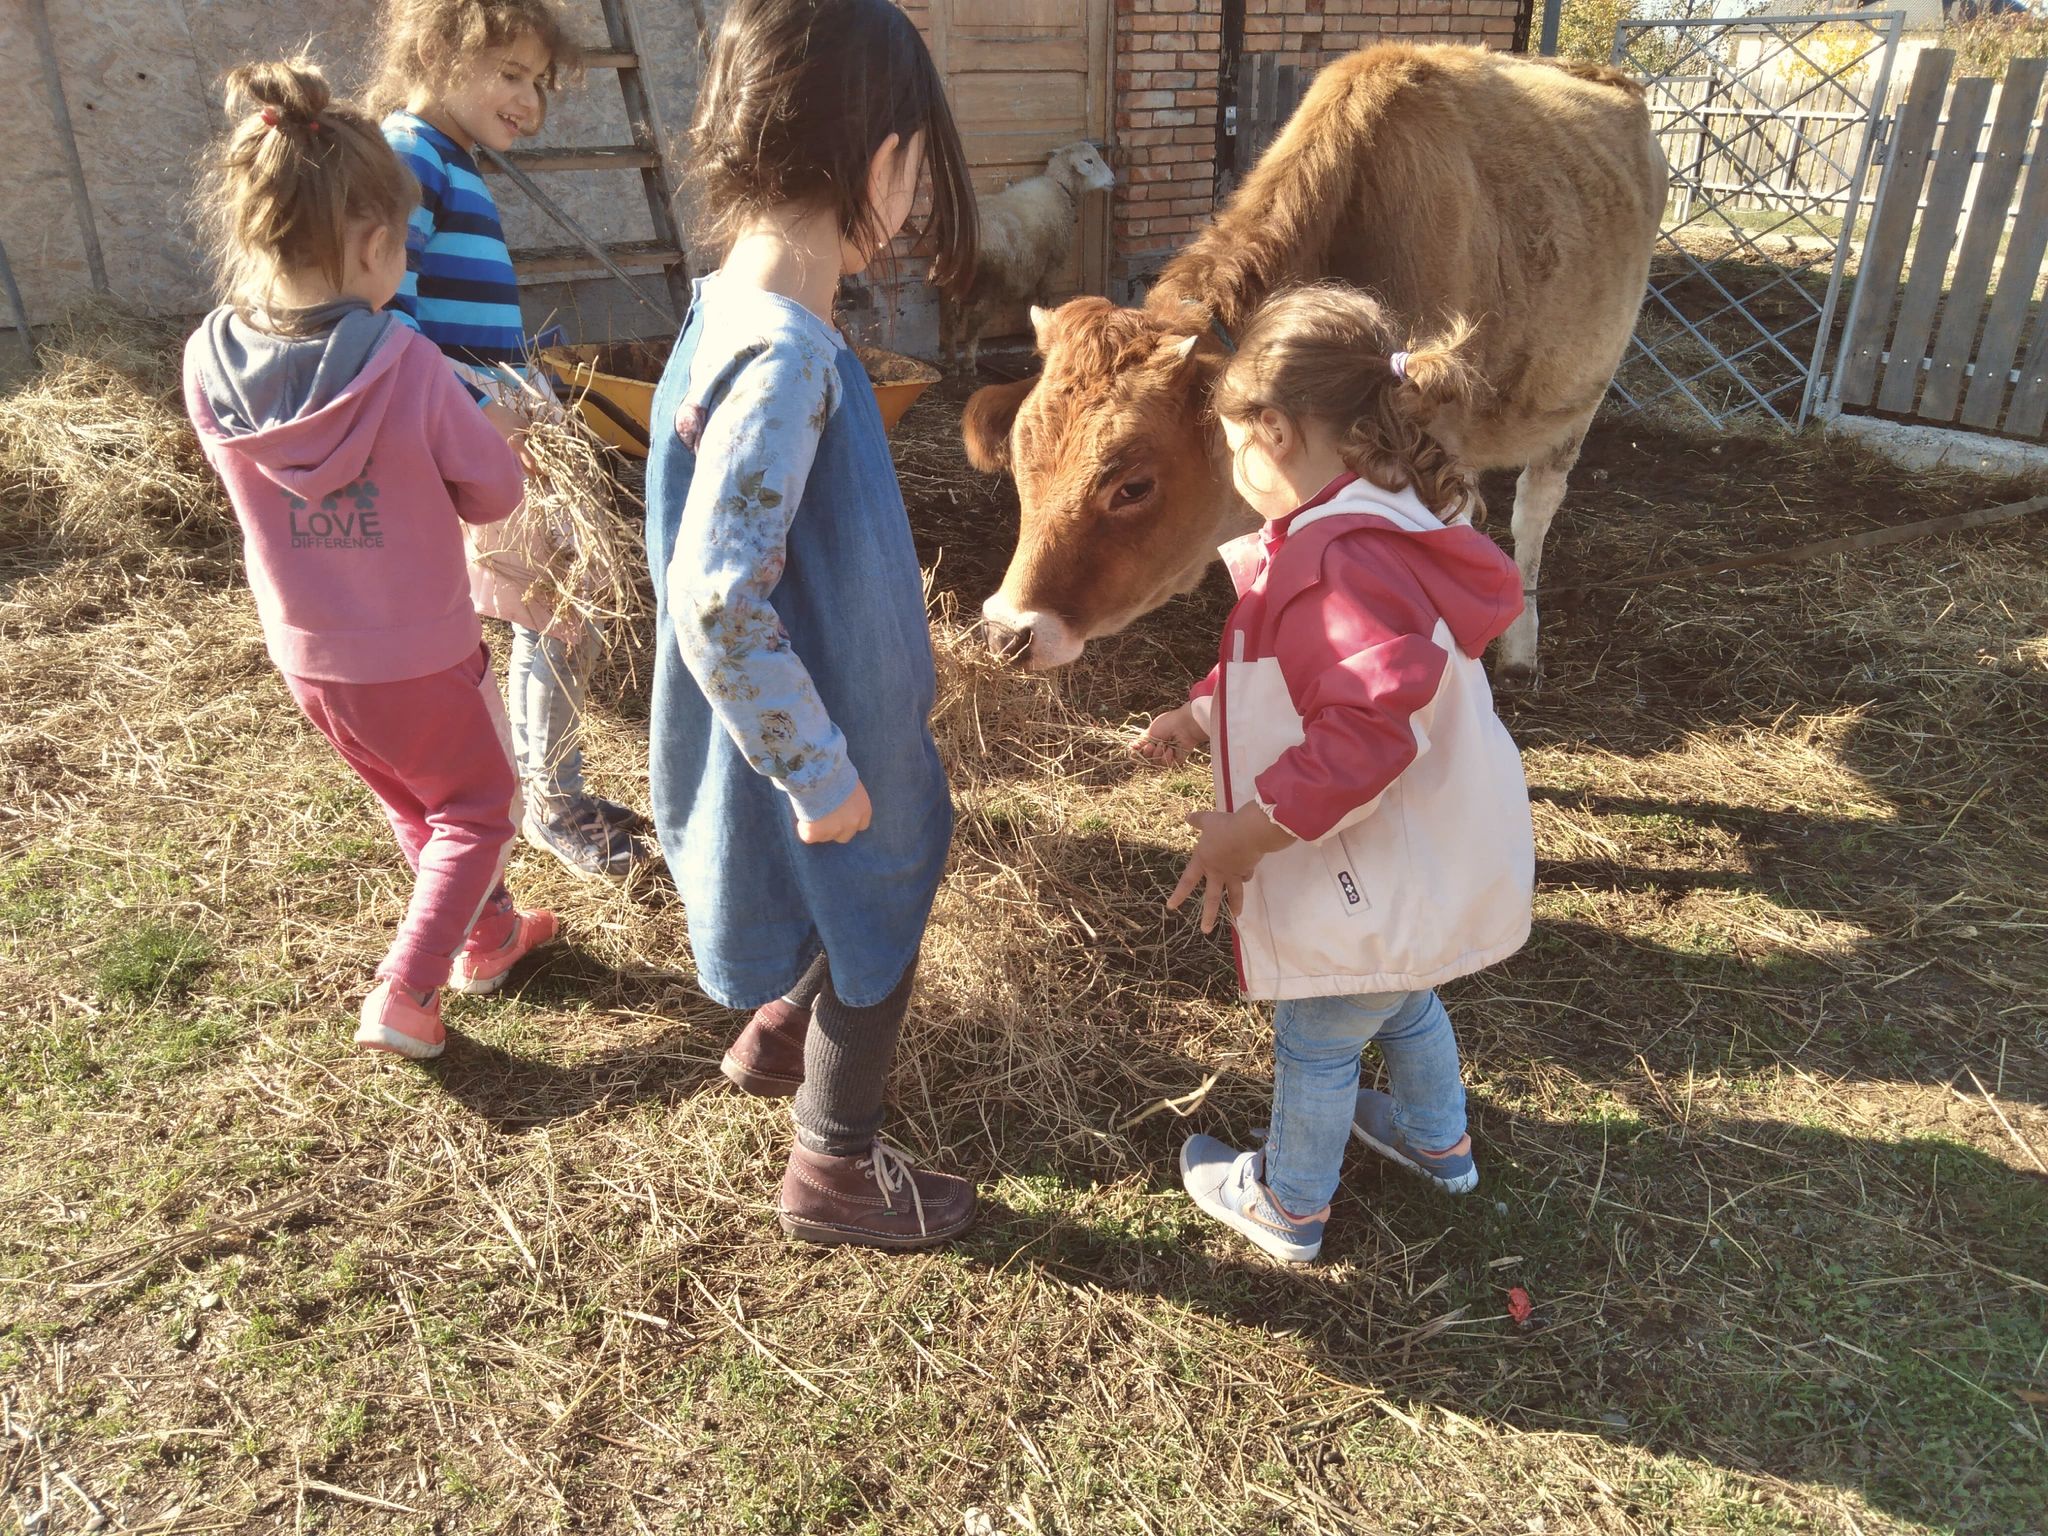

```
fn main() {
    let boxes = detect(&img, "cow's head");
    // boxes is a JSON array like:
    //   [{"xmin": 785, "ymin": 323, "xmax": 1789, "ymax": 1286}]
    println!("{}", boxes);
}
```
[{"xmin": 964, "ymin": 297, "xmax": 1241, "ymax": 669}]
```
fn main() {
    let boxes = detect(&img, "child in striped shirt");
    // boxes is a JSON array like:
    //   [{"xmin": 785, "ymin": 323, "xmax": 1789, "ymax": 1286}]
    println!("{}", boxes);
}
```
[{"xmin": 370, "ymin": 0, "xmax": 647, "ymax": 879}]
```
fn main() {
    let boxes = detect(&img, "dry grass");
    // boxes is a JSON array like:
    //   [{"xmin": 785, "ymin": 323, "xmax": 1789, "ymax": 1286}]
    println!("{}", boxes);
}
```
[
  {"xmin": 496, "ymin": 382, "xmax": 649, "ymax": 647},
  {"xmin": 1, "ymin": 322, "xmax": 2044, "ymax": 1536},
  {"xmin": 0, "ymin": 304, "xmax": 222, "ymax": 549}
]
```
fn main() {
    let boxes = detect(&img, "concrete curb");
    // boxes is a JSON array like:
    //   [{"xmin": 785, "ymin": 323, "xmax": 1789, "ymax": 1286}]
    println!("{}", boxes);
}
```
[{"xmin": 1819, "ymin": 410, "xmax": 2048, "ymax": 480}]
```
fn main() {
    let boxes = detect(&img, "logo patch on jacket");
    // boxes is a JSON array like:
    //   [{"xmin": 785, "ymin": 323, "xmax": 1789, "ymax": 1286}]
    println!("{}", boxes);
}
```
[
  {"xmin": 285, "ymin": 459, "xmax": 384, "ymax": 549},
  {"xmin": 1336, "ymin": 869, "xmax": 1364, "ymax": 908}
]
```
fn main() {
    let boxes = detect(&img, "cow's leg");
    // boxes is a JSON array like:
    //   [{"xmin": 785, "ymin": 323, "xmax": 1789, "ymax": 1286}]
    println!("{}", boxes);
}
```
[{"xmin": 1496, "ymin": 426, "xmax": 1586, "ymax": 690}]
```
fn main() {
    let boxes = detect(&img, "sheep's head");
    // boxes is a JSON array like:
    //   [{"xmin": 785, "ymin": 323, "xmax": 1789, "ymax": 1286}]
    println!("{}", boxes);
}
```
[{"xmin": 1048, "ymin": 142, "xmax": 1116, "ymax": 197}]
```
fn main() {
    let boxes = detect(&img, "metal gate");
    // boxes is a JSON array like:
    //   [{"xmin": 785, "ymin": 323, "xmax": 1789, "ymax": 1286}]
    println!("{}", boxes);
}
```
[{"xmin": 1610, "ymin": 12, "xmax": 1903, "ymax": 429}]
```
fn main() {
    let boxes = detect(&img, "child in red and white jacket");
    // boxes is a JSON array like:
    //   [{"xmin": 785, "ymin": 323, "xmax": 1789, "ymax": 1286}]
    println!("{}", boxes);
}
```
[{"xmin": 1132, "ymin": 284, "xmax": 1534, "ymax": 1264}]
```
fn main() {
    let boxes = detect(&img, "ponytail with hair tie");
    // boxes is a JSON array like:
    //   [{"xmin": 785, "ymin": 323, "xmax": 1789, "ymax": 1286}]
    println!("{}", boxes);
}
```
[
  {"xmin": 196, "ymin": 55, "xmax": 418, "ymax": 324},
  {"xmin": 1212, "ymin": 283, "xmax": 1486, "ymax": 524}
]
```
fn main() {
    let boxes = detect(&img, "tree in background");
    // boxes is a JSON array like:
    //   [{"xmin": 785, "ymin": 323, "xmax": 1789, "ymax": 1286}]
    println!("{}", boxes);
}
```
[
  {"xmin": 1556, "ymin": 0, "xmax": 1733, "ymax": 67},
  {"xmin": 1944, "ymin": 7, "xmax": 2048, "ymax": 74},
  {"xmin": 1556, "ymin": 0, "xmax": 1736, "ymax": 72},
  {"xmin": 1558, "ymin": 0, "xmax": 2045, "ymax": 72}
]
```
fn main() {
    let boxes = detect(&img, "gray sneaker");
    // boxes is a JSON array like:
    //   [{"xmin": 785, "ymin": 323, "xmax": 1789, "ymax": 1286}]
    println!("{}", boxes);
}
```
[
  {"xmin": 1350, "ymin": 1089, "xmax": 1479, "ymax": 1195},
  {"xmin": 1179, "ymin": 1135, "xmax": 1325, "ymax": 1264},
  {"xmin": 524, "ymin": 801, "xmax": 640, "ymax": 878},
  {"xmin": 580, "ymin": 795, "xmax": 646, "ymax": 834}
]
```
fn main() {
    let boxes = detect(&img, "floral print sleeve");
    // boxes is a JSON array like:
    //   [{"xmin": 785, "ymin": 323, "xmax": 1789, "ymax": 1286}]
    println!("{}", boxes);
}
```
[{"xmin": 669, "ymin": 334, "xmax": 855, "ymax": 821}]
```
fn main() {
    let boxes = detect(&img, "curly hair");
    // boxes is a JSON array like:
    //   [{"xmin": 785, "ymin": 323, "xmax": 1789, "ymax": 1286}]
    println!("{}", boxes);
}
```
[
  {"xmin": 1211, "ymin": 283, "xmax": 1485, "ymax": 522},
  {"xmin": 689, "ymin": 0, "xmax": 978, "ymax": 296},
  {"xmin": 367, "ymin": 0, "xmax": 583, "ymax": 122},
  {"xmin": 195, "ymin": 57, "xmax": 417, "ymax": 327}
]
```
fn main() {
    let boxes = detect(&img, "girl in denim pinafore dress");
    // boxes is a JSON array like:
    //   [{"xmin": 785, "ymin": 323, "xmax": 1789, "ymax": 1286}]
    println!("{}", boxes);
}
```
[{"xmin": 645, "ymin": 0, "xmax": 981, "ymax": 1251}]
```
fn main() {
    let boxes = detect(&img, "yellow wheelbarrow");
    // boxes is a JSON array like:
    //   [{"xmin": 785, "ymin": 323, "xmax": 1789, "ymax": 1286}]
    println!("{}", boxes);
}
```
[{"xmin": 541, "ymin": 340, "xmax": 941, "ymax": 459}]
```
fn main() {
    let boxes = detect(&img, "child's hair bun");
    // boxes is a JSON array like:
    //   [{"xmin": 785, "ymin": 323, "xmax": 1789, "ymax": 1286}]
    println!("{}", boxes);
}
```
[
  {"xmin": 222, "ymin": 58, "xmax": 333, "ymax": 127},
  {"xmin": 196, "ymin": 54, "xmax": 416, "ymax": 319}
]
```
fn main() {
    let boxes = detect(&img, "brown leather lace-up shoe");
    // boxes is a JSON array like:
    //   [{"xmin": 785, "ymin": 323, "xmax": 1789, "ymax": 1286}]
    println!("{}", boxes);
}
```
[
  {"xmin": 720, "ymin": 999, "xmax": 810, "ymax": 1097},
  {"xmin": 779, "ymin": 1140, "xmax": 977, "ymax": 1250}
]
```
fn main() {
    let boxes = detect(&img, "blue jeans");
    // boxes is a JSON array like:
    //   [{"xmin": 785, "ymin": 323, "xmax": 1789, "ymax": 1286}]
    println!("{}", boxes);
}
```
[
  {"xmin": 1263, "ymin": 989, "xmax": 1467, "ymax": 1215},
  {"xmin": 506, "ymin": 624, "xmax": 595, "ymax": 806}
]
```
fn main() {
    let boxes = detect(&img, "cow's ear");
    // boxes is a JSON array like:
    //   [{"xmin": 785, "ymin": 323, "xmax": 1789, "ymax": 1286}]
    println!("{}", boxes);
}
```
[
  {"xmin": 1030, "ymin": 305, "xmax": 1057, "ymax": 352},
  {"xmin": 963, "ymin": 376, "xmax": 1036, "ymax": 474}
]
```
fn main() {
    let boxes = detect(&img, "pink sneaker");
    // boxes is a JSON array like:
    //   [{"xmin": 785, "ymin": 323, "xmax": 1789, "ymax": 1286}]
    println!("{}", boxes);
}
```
[
  {"xmin": 356, "ymin": 979, "xmax": 446, "ymax": 1060},
  {"xmin": 448, "ymin": 910, "xmax": 560, "ymax": 996}
]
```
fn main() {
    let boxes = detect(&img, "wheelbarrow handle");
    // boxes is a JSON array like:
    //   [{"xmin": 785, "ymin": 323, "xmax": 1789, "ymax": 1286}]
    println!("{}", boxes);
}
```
[{"xmin": 541, "ymin": 360, "xmax": 653, "ymax": 452}]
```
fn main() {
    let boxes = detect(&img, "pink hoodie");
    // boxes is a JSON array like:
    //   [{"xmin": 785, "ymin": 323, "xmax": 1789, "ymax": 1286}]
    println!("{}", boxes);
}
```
[
  {"xmin": 1189, "ymin": 474, "xmax": 1535, "ymax": 1000},
  {"xmin": 185, "ymin": 320, "xmax": 524, "ymax": 684}
]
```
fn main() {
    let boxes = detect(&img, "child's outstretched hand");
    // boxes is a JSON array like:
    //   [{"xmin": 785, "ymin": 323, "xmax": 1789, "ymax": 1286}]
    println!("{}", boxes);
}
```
[
  {"xmin": 1167, "ymin": 804, "xmax": 1297, "ymax": 934},
  {"xmin": 1131, "ymin": 702, "xmax": 1209, "ymax": 767},
  {"xmin": 797, "ymin": 780, "xmax": 873, "ymax": 845}
]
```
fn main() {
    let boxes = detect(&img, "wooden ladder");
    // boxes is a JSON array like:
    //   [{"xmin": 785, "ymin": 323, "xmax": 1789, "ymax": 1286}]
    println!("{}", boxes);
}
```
[{"xmin": 484, "ymin": 0, "xmax": 689, "ymax": 321}]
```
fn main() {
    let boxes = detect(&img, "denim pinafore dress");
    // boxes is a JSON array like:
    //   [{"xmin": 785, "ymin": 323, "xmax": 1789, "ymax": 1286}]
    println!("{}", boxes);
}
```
[{"xmin": 646, "ymin": 280, "xmax": 953, "ymax": 1010}]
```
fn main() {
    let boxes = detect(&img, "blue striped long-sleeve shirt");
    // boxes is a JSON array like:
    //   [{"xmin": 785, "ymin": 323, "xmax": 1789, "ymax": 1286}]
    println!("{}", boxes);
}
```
[{"xmin": 381, "ymin": 113, "xmax": 528, "ymax": 373}]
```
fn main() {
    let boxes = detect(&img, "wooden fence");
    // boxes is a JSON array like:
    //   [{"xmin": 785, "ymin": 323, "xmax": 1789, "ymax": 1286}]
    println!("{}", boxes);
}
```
[
  {"xmin": 1229, "ymin": 54, "xmax": 1312, "ymax": 181},
  {"xmin": 1651, "ymin": 68, "xmax": 1882, "ymax": 224},
  {"xmin": 1835, "ymin": 51, "xmax": 2048, "ymax": 440},
  {"xmin": 1653, "ymin": 64, "xmax": 2047, "ymax": 234}
]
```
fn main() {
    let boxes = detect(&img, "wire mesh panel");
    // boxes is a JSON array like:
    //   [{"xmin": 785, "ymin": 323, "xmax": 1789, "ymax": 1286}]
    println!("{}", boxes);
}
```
[{"xmin": 1611, "ymin": 12, "xmax": 1903, "ymax": 429}]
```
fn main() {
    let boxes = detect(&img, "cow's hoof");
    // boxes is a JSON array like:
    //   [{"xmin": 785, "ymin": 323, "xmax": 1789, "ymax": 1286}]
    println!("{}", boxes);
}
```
[{"xmin": 1494, "ymin": 659, "xmax": 1540, "ymax": 693}]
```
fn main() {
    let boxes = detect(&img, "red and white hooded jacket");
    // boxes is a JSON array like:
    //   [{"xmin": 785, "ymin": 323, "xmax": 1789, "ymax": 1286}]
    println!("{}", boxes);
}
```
[{"xmin": 1188, "ymin": 474, "xmax": 1534, "ymax": 1001}]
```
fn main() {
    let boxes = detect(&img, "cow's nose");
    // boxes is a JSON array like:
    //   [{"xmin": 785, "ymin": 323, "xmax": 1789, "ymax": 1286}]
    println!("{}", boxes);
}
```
[{"xmin": 985, "ymin": 618, "xmax": 1032, "ymax": 665}]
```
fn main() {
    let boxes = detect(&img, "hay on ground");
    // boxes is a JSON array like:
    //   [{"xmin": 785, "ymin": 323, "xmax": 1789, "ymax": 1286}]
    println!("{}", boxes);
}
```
[{"xmin": 0, "ymin": 303, "xmax": 223, "ymax": 548}]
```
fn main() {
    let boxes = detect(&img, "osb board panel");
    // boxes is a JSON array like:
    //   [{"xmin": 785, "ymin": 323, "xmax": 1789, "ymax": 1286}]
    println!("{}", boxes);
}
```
[
  {"xmin": 24, "ymin": 0, "xmax": 220, "ymax": 321},
  {"xmin": 4, "ymin": 0, "xmax": 706, "ymax": 326},
  {"xmin": 0, "ymin": 4, "xmax": 95, "ymax": 326}
]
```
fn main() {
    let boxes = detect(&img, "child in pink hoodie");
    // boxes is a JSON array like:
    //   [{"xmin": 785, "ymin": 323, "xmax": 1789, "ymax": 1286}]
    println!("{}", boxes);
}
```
[
  {"xmin": 1132, "ymin": 284, "xmax": 1534, "ymax": 1264},
  {"xmin": 183, "ymin": 58, "xmax": 558, "ymax": 1058}
]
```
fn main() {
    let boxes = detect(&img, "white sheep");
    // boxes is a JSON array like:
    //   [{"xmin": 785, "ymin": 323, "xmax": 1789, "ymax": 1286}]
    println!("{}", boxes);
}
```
[{"xmin": 940, "ymin": 142, "xmax": 1115, "ymax": 373}]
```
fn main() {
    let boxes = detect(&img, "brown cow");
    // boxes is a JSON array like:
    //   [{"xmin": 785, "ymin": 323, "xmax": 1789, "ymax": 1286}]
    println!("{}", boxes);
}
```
[{"xmin": 963, "ymin": 44, "xmax": 1666, "ymax": 685}]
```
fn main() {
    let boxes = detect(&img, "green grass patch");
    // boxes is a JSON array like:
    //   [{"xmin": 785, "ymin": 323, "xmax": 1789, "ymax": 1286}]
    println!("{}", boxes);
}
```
[{"xmin": 93, "ymin": 921, "xmax": 215, "ymax": 1005}]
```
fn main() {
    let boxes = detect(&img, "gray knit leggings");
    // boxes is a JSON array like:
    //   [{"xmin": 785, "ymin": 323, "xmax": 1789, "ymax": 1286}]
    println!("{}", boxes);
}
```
[{"xmin": 785, "ymin": 953, "xmax": 917, "ymax": 1157}]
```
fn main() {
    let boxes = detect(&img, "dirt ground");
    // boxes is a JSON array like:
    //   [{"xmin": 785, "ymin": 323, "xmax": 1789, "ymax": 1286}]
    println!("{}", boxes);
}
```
[{"xmin": 1, "ymin": 331, "xmax": 2045, "ymax": 1536}]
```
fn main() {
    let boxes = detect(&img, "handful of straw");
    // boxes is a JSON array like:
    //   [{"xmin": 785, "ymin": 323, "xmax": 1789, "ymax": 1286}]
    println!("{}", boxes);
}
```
[{"xmin": 487, "ymin": 364, "xmax": 648, "ymax": 646}]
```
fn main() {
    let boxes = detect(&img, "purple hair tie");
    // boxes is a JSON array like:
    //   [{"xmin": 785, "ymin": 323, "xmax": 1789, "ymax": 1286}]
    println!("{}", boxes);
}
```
[{"xmin": 1388, "ymin": 351, "xmax": 1410, "ymax": 380}]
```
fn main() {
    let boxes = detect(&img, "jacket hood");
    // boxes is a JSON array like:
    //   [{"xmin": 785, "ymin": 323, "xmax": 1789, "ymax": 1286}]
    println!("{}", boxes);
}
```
[
  {"xmin": 1222, "ymin": 475, "xmax": 1525, "ymax": 657},
  {"xmin": 187, "ymin": 306, "xmax": 410, "ymax": 502}
]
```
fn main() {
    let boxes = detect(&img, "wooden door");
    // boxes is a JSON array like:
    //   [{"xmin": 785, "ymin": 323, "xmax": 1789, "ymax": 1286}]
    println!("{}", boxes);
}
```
[{"xmin": 930, "ymin": 0, "xmax": 1112, "ymax": 316}]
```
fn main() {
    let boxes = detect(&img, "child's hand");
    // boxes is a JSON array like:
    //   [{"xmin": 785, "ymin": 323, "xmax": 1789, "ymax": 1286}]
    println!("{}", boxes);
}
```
[
  {"xmin": 483, "ymin": 401, "xmax": 538, "ymax": 475},
  {"xmin": 1131, "ymin": 703, "xmax": 1208, "ymax": 767},
  {"xmin": 1166, "ymin": 804, "xmax": 1297, "ymax": 933},
  {"xmin": 797, "ymin": 780, "xmax": 873, "ymax": 845},
  {"xmin": 1167, "ymin": 839, "xmax": 1245, "ymax": 934}
]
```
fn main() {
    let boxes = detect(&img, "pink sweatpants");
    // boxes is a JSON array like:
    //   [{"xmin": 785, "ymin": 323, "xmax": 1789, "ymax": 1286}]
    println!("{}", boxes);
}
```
[{"xmin": 284, "ymin": 645, "xmax": 521, "ymax": 992}]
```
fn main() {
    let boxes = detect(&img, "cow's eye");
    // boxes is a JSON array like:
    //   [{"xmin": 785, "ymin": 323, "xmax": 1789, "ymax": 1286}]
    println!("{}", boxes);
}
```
[{"xmin": 1111, "ymin": 478, "xmax": 1154, "ymax": 508}]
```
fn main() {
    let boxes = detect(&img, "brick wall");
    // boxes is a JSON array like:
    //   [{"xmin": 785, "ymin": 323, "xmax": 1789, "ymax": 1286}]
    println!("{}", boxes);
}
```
[
  {"xmin": 1115, "ymin": 0, "xmax": 1228, "ymax": 286},
  {"xmin": 1113, "ymin": 0, "xmax": 1531, "ymax": 298}
]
